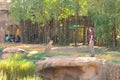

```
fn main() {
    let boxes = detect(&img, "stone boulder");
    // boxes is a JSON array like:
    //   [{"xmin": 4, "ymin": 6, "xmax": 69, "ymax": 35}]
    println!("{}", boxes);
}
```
[
  {"xmin": 35, "ymin": 56, "xmax": 103, "ymax": 80},
  {"xmin": 2, "ymin": 47, "xmax": 28, "ymax": 59}
]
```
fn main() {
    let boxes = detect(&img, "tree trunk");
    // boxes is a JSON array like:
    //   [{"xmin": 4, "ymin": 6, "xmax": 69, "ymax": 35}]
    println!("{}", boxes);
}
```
[
  {"xmin": 83, "ymin": 26, "xmax": 86, "ymax": 45},
  {"xmin": 112, "ymin": 22, "xmax": 117, "ymax": 49}
]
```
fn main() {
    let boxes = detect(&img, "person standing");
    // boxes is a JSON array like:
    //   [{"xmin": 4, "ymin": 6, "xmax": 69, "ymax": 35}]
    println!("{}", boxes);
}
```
[{"xmin": 88, "ymin": 27, "xmax": 95, "ymax": 57}]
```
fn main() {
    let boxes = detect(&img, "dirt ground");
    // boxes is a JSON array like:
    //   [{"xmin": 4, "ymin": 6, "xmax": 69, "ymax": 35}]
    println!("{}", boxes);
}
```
[
  {"xmin": 0, "ymin": 43, "xmax": 105, "ymax": 53},
  {"xmin": 0, "ymin": 43, "xmax": 120, "ymax": 61}
]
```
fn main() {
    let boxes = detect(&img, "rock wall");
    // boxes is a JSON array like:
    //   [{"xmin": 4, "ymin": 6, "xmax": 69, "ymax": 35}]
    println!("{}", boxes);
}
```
[
  {"xmin": 98, "ymin": 62, "xmax": 120, "ymax": 80},
  {"xmin": 36, "ymin": 56, "xmax": 103, "ymax": 80},
  {"xmin": 36, "ymin": 56, "xmax": 120, "ymax": 80},
  {"xmin": 0, "ymin": 10, "xmax": 13, "ymax": 43}
]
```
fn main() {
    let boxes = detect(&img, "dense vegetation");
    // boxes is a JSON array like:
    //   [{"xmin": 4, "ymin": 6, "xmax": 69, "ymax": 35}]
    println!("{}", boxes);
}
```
[
  {"xmin": 88, "ymin": 0, "xmax": 120, "ymax": 49},
  {"xmin": 9, "ymin": 0, "xmax": 120, "ymax": 49},
  {"xmin": 0, "ymin": 54, "xmax": 37, "ymax": 80}
]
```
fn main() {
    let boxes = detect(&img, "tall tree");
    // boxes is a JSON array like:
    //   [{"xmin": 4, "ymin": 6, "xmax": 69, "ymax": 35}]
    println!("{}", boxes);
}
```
[
  {"xmin": 9, "ymin": 0, "xmax": 98, "ymax": 45},
  {"xmin": 88, "ymin": 0, "xmax": 120, "ymax": 48}
]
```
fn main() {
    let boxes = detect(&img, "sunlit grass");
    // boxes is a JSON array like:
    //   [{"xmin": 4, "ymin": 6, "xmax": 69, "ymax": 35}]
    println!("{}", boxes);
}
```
[
  {"xmin": 21, "ymin": 77, "xmax": 43, "ymax": 80},
  {"xmin": 29, "ymin": 52, "xmax": 72, "ymax": 60},
  {"xmin": 0, "ymin": 76, "xmax": 43, "ymax": 80},
  {"xmin": 77, "ymin": 48, "xmax": 107, "ymax": 55},
  {"xmin": 79, "ymin": 49, "xmax": 120, "ymax": 57},
  {"xmin": 107, "ymin": 60, "xmax": 120, "ymax": 64},
  {"xmin": 0, "ymin": 54, "xmax": 35, "ymax": 80},
  {"xmin": 105, "ymin": 52, "xmax": 120, "ymax": 57}
]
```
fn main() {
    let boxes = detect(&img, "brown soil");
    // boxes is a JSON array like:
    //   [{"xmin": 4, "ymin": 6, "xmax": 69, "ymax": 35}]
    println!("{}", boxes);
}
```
[{"xmin": 0, "ymin": 43, "xmax": 120, "ymax": 60}]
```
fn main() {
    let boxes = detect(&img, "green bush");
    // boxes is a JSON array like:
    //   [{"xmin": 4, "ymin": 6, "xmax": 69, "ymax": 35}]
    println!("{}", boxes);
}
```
[{"xmin": 0, "ymin": 54, "xmax": 35, "ymax": 80}]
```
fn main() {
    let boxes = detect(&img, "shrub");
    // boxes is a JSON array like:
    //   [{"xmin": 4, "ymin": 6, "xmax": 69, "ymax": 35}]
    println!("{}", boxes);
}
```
[{"xmin": 0, "ymin": 54, "xmax": 35, "ymax": 80}]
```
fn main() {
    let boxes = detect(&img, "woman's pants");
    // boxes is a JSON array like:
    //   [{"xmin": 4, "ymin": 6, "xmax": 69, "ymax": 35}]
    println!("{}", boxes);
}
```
[{"xmin": 89, "ymin": 40, "xmax": 95, "ymax": 57}]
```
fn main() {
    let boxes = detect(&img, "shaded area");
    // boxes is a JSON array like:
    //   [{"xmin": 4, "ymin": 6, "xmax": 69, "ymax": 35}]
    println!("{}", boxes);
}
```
[{"xmin": 0, "ymin": 51, "xmax": 2, "ymax": 58}]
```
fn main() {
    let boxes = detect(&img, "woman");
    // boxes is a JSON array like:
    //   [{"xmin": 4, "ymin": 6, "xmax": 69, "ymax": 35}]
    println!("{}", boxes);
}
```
[{"xmin": 88, "ymin": 27, "xmax": 95, "ymax": 57}]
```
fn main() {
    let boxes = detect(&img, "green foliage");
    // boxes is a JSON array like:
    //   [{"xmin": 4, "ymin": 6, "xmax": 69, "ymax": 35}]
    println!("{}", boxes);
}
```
[
  {"xmin": 0, "ymin": 54, "xmax": 35, "ymax": 80},
  {"xmin": 88, "ymin": 0, "xmax": 120, "ymax": 47},
  {"xmin": 9, "ymin": 0, "xmax": 89, "ymax": 23},
  {"xmin": 9, "ymin": 0, "xmax": 120, "ymax": 47},
  {"xmin": 9, "ymin": 0, "xmax": 92, "ymax": 45}
]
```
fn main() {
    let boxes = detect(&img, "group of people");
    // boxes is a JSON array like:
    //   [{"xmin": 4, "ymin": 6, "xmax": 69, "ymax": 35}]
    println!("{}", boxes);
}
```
[{"xmin": 5, "ymin": 34, "xmax": 21, "ymax": 43}]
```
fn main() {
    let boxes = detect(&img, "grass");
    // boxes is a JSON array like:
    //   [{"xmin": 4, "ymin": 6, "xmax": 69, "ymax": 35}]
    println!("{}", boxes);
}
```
[
  {"xmin": 0, "ymin": 54, "xmax": 45, "ymax": 80},
  {"xmin": 29, "ymin": 52, "xmax": 72, "ymax": 60},
  {"xmin": 105, "ymin": 51, "xmax": 120, "ymax": 57},
  {"xmin": 106, "ymin": 60, "xmax": 120, "ymax": 64},
  {"xmin": 0, "ymin": 54, "xmax": 36, "ymax": 80},
  {"xmin": 111, "ymin": 60, "xmax": 120, "ymax": 64},
  {"xmin": 78, "ymin": 48, "xmax": 120, "ymax": 57},
  {"xmin": 77, "ymin": 48, "xmax": 107, "ymax": 55},
  {"xmin": 59, "ymin": 48, "xmax": 120, "ymax": 64},
  {"xmin": 0, "ymin": 46, "xmax": 6, "ymax": 51}
]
